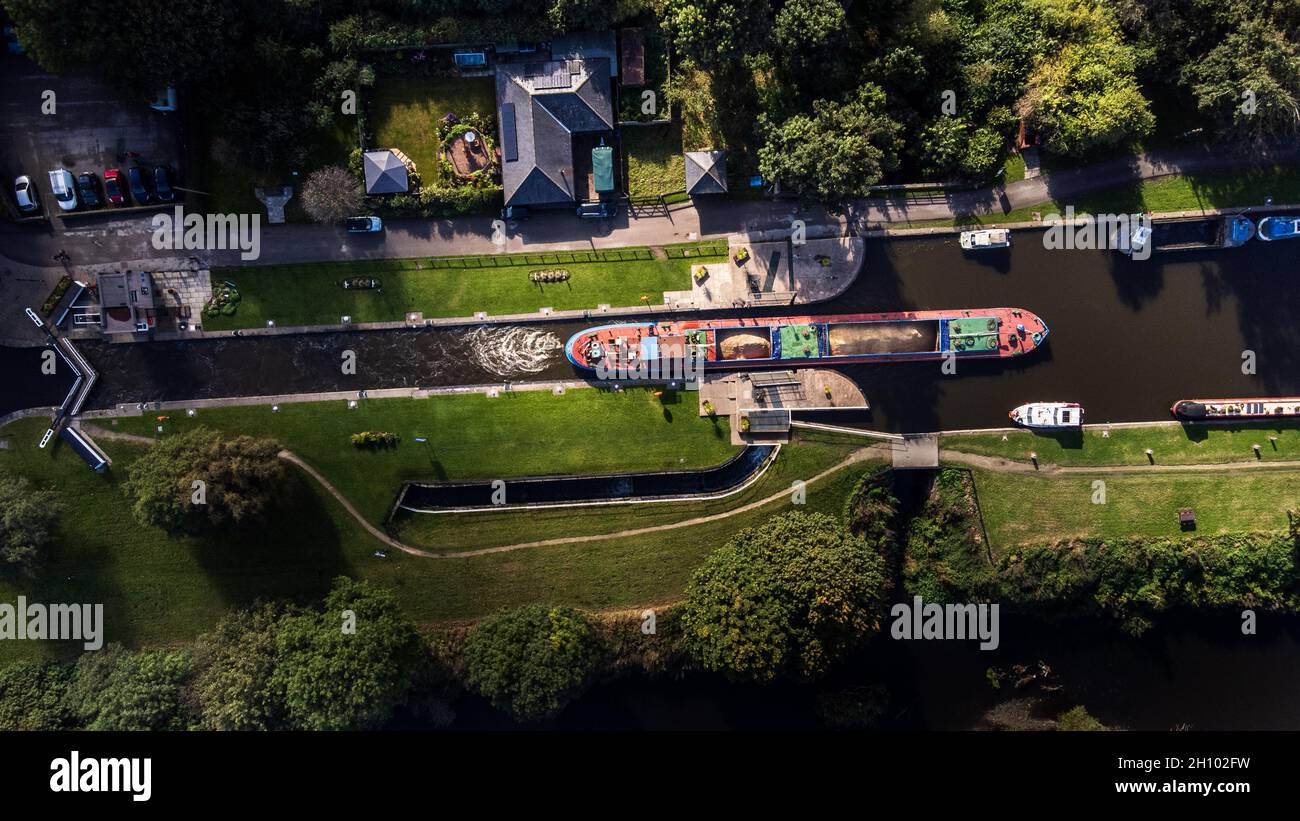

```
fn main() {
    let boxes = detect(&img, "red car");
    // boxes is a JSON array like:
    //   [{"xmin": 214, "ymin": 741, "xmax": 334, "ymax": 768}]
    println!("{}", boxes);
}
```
[{"xmin": 103, "ymin": 168, "xmax": 125, "ymax": 205}]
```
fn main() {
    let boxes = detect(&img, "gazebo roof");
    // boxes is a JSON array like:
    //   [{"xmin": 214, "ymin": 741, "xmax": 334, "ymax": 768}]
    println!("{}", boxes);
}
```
[
  {"xmin": 685, "ymin": 150, "xmax": 727, "ymax": 195},
  {"xmin": 363, "ymin": 149, "xmax": 410, "ymax": 195}
]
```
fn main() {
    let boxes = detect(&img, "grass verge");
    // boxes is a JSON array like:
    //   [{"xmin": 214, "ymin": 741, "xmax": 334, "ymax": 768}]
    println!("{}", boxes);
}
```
[{"xmin": 204, "ymin": 241, "xmax": 726, "ymax": 328}]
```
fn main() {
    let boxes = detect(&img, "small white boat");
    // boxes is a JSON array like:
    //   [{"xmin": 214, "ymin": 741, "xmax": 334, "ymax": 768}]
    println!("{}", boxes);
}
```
[
  {"xmin": 1009, "ymin": 402, "xmax": 1084, "ymax": 429},
  {"xmin": 959, "ymin": 229, "xmax": 1010, "ymax": 250}
]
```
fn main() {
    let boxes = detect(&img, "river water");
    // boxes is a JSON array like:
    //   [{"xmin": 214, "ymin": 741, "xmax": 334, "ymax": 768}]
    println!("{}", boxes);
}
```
[
  {"xmin": 7, "ymin": 228, "xmax": 1300, "ymax": 728},
  {"xmin": 7, "ymin": 228, "xmax": 1296, "ymax": 431}
]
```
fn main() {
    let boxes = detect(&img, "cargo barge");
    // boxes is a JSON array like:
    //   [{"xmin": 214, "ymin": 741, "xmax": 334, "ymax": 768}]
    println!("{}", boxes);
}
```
[
  {"xmin": 565, "ymin": 308, "xmax": 1049, "ymax": 374},
  {"xmin": 1119, "ymin": 215, "xmax": 1255, "ymax": 256},
  {"xmin": 1172, "ymin": 397, "xmax": 1300, "ymax": 421}
]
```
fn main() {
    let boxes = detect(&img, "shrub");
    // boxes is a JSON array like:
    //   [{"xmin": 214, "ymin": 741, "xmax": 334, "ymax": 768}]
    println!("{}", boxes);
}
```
[{"xmin": 351, "ymin": 431, "xmax": 400, "ymax": 448}]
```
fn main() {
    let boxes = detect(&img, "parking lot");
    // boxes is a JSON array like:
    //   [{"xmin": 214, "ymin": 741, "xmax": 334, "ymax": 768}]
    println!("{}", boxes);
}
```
[{"xmin": 0, "ymin": 51, "xmax": 181, "ymax": 220}]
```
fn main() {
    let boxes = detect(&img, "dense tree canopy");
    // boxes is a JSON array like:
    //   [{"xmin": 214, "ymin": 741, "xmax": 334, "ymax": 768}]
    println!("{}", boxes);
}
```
[
  {"xmin": 662, "ymin": 0, "xmax": 772, "ymax": 66},
  {"xmin": 681, "ymin": 511, "xmax": 891, "ymax": 682},
  {"xmin": 1185, "ymin": 19, "xmax": 1300, "ymax": 140},
  {"xmin": 269, "ymin": 578, "xmax": 425, "ymax": 730},
  {"xmin": 193, "ymin": 604, "xmax": 290, "ymax": 731},
  {"xmin": 64, "ymin": 645, "xmax": 197, "ymax": 731},
  {"xmin": 122, "ymin": 428, "xmax": 287, "ymax": 533},
  {"xmin": 0, "ymin": 474, "xmax": 61, "ymax": 573},
  {"xmin": 756, "ymin": 84, "xmax": 901, "ymax": 204},
  {"xmin": 0, "ymin": 661, "xmax": 73, "ymax": 730},
  {"xmin": 464, "ymin": 604, "xmax": 601, "ymax": 721}
]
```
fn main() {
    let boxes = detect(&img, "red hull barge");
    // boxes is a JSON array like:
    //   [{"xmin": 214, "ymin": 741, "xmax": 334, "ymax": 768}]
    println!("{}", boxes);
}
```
[
  {"xmin": 1172, "ymin": 397, "xmax": 1300, "ymax": 421},
  {"xmin": 565, "ymin": 308, "xmax": 1049, "ymax": 374}
]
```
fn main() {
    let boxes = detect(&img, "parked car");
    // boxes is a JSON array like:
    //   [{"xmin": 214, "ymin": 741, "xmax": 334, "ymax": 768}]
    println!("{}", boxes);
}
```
[
  {"xmin": 576, "ymin": 201, "xmax": 617, "ymax": 219},
  {"xmin": 500, "ymin": 205, "xmax": 530, "ymax": 221},
  {"xmin": 345, "ymin": 216, "xmax": 384, "ymax": 233},
  {"xmin": 47, "ymin": 169, "xmax": 77, "ymax": 212},
  {"xmin": 127, "ymin": 166, "xmax": 151, "ymax": 205},
  {"xmin": 13, "ymin": 176, "xmax": 39, "ymax": 213},
  {"xmin": 103, "ymin": 168, "xmax": 125, "ymax": 205},
  {"xmin": 76, "ymin": 172, "xmax": 101, "ymax": 207},
  {"xmin": 153, "ymin": 165, "xmax": 176, "ymax": 201}
]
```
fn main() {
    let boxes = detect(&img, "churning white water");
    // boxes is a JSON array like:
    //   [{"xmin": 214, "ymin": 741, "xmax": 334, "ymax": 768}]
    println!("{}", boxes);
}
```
[{"xmin": 464, "ymin": 326, "xmax": 562, "ymax": 377}]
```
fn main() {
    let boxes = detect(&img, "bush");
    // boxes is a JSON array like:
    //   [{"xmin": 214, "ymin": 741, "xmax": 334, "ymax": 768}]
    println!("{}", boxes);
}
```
[
  {"xmin": 351, "ymin": 431, "xmax": 400, "ymax": 448},
  {"xmin": 464, "ymin": 605, "xmax": 600, "ymax": 722}
]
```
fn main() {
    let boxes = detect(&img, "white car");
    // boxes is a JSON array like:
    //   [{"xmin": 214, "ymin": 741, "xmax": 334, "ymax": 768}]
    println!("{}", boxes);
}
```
[
  {"xmin": 47, "ymin": 169, "xmax": 77, "ymax": 212},
  {"xmin": 13, "ymin": 175, "xmax": 38, "ymax": 213},
  {"xmin": 346, "ymin": 216, "xmax": 383, "ymax": 233}
]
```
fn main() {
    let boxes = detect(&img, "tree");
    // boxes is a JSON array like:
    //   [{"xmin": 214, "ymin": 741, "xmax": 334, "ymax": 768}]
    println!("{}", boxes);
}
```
[
  {"xmin": 1057, "ymin": 705, "xmax": 1110, "ymax": 731},
  {"xmin": 192, "ymin": 603, "xmax": 291, "ymax": 731},
  {"xmin": 464, "ymin": 604, "xmax": 600, "ymax": 722},
  {"xmin": 0, "ymin": 475, "xmax": 61, "ymax": 572},
  {"xmin": 269, "ymin": 578, "xmax": 423, "ymax": 730},
  {"xmin": 756, "ymin": 84, "xmax": 902, "ymax": 204},
  {"xmin": 4, "ymin": 0, "xmax": 240, "ymax": 92},
  {"xmin": 1022, "ymin": 37, "xmax": 1155, "ymax": 156},
  {"xmin": 661, "ymin": 0, "xmax": 772, "ymax": 66},
  {"xmin": 0, "ymin": 661, "xmax": 73, "ymax": 730},
  {"xmin": 681, "ymin": 511, "xmax": 890, "ymax": 682},
  {"xmin": 771, "ymin": 0, "xmax": 845, "ymax": 55},
  {"xmin": 1185, "ymin": 19, "xmax": 1300, "ymax": 140},
  {"xmin": 122, "ymin": 428, "xmax": 286, "ymax": 533},
  {"xmin": 300, "ymin": 165, "xmax": 365, "ymax": 224},
  {"xmin": 64, "ymin": 644, "xmax": 196, "ymax": 731},
  {"xmin": 548, "ymin": 0, "xmax": 612, "ymax": 33}
]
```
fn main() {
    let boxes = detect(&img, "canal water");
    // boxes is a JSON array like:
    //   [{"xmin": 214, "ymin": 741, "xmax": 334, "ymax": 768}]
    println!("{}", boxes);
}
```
[{"xmin": 7, "ymin": 228, "xmax": 1297, "ymax": 431}]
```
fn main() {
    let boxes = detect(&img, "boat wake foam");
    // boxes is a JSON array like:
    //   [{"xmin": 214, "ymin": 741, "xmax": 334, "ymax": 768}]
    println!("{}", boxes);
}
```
[{"xmin": 465, "ymin": 326, "xmax": 561, "ymax": 377}]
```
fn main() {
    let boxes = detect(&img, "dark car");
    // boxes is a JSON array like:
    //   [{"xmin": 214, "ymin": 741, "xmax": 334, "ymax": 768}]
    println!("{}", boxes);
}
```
[
  {"xmin": 103, "ymin": 168, "xmax": 125, "ymax": 205},
  {"xmin": 127, "ymin": 166, "xmax": 151, "ymax": 205},
  {"xmin": 153, "ymin": 165, "xmax": 176, "ymax": 202},
  {"xmin": 76, "ymin": 172, "xmax": 101, "ymax": 207},
  {"xmin": 576, "ymin": 201, "xmax": 617, "ymax": 219}
]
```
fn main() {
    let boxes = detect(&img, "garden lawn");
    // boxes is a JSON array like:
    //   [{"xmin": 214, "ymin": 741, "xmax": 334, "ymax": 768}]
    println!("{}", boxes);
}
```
[
  {"xmin": 391, "ymin": 428, "xmax": 870, "ymax": 551},
  {"xmin": 0, "ymin": 419, "xmax": 875, "ymax": 658},
  {"xmin": 944, "ymin": 423, "xmax": 1300, "ymax": 467},
  {"xmin": 624, "ymin": 122, "xmax": 686, "ymax": 198},
  {"xmin": 370, "ymin": 76, "xmax": 496, "ymax": 186},
  {"xmin": 973, "ymin": 468, "xmax": 1300, "ymax": 552},
  {"xmin": 111, "ymin": 388, "xmax": 741, "ymax": 525},
  {"xmin": 203, "ymin": 242, "xmax": 725, "ymax": 328}
]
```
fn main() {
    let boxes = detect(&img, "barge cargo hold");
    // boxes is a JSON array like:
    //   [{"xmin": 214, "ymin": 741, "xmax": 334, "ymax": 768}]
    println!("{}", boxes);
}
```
[
  {"xmin": 565, "ymin": 308, "xmax": 1049, "ymax": 374},
  {"xmin": 1172, "ymin": 397, "xmax": 1300, "ymax": 421}
]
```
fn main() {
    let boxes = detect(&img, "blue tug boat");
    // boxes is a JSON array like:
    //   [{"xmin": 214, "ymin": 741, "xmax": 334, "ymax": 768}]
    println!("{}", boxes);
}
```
[{"xmin": 1257, "ymin": 216, "xmax": 1300, "ymax": 241}]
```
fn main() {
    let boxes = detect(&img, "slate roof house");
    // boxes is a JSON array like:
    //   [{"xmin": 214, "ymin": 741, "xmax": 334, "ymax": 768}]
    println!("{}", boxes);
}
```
[{"xmin": 496, "ymin": 55, "xmax": 616, "ymax": 209}]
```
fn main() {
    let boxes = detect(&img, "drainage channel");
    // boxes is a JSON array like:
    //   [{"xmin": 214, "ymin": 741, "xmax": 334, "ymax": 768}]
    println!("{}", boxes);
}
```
[{"xmin": 395, "ymin": 445, "xmax": 778, "ymax": 513}]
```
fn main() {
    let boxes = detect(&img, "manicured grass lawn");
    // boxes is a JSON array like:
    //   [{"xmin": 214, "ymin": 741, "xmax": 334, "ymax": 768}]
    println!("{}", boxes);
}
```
[
  {"xmin": 112, "ymin": 389, "xmax": 741, "ymax": 525},
  {"xmin": 973, "ymin": 468, "xmax": 1300, "ymax": 552},
  {"xmin": 944, "ymin": 423, "xmax": 1300, "ymax": 467},
  {"xmin": 624, "ymin": 122, "xmax": 685, "ymax": 198},
  {"xmin": 392, "ymin": 428, "xmax": 868, "ymax": 551},
  {"xmin": 204, "ymin": 241, "xmax": 726, "ymax": 329},
  {"xmin": 0, "ymin": 418, "xmax": 387, "ymax": 663},
  {"xmin": 0, "ymin": 418, "xmax": 872, "ymax": 659},
  {"xmin": 370, "ymin": 76, "xmax": 496, "ymax": 186}
]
